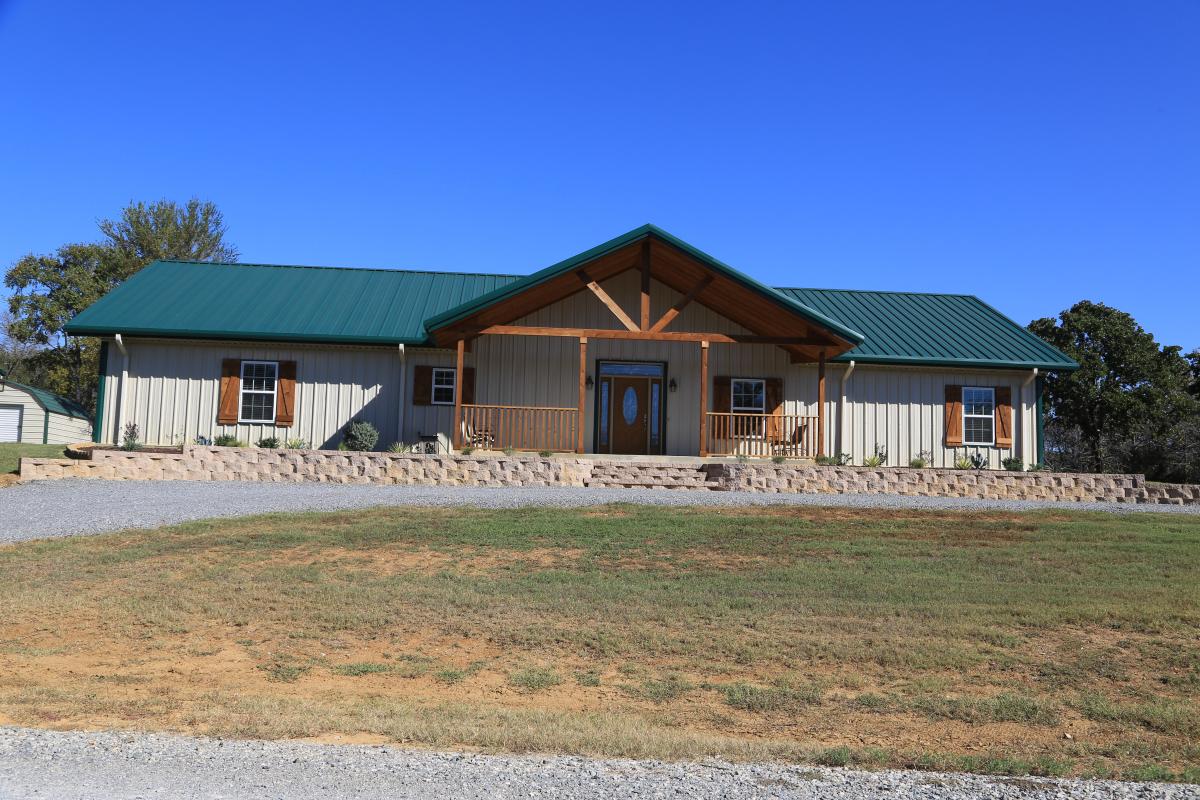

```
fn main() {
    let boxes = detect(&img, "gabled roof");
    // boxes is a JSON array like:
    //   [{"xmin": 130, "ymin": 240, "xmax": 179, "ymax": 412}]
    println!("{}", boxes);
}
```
[
  {"xmin": 64, "ymin": 226, "xmax": 1076, "ymax": 371},
  {"xmin": 777, "ymin": 288, "xmax": 1078, "ymax": 371},
  {"xmin": 423, "ymin": 225, "xmax": 866, "ymax": 347},
  {"xmin": 0, "ymin": 376, "xmax": 91, "ymax": 420}
]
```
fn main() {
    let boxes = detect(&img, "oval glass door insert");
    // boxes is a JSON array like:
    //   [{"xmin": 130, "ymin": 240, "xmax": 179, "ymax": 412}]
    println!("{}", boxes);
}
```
[{"xmin": 622, "ymin": 386, "xmax": 638, "ymax": 425}]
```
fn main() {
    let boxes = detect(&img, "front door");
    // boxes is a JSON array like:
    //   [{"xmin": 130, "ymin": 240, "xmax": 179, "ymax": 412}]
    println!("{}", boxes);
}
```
[
  {"xmin": 595, "ymin": 361, "xmax": 665, "ymax": 455},
  {"xmin": 610, "ymin": 377, "xmax": 649, "ymax": 454}
]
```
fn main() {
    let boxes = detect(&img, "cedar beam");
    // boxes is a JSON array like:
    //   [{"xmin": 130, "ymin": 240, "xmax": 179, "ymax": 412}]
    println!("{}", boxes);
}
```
[
  {"xmin": 577, "ymin": 270, "xmax": 639, "ymax": 332},
  {"xmin": 577, "ymin": 337, "xmax": 587, "ymax": 453},
  {"xmin": 817, "ymin": 349, "xmax": 826, "ymax": 458},
  {"xmin": 639, "ymin": 239, "xmax": 651, "ymax": 330},
  {"xmin": 460, "ymin": 325, "xmax": 836, "ymax": 347},
  {"xmin": 649, "ymin": 275, "xmax": 712, "ymax": 333},
  {"xmin": 453, "ymin": 338, "xmax": 465, "ymax": 450},
  {"xmin": 698, "ymin": 340, "xmax": 709, "ymax": 457}
]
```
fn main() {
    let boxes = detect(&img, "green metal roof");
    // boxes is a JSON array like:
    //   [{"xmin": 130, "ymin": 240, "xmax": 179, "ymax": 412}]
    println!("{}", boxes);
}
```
[
  {"xmin": 776, "ymin": 288, "xmax": 1077, "ymax": 370},
  {"xmin": 422, "ymin": 224, "xmax": 867, "ymax": 345},
  {"xmin": 67, "ymin": 260, "xmax": 522, "ymax": 345},
  {"xmin": 2, "ymin": 378, "xmax": 91, "ymax": 420},
  {"xmin": 64, "ymin": 227, "xmax": 1076, "ymax": 372}
]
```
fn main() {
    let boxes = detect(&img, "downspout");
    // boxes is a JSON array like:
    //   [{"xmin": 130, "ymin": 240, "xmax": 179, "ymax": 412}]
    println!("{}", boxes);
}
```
[
  {"xmin": 839, "ymin": 360, "xmax": 856, "ymax": 457},
  {"xmin": 93, "ymin": 341, "xmax": 109, "ymax": 443},
  {"xmin": 1023, "ymin": 368, "xmax": 1038, "ymax": 466},
  {"xmin": 114, "ymin": 334, "xmax": 129, "ymax": 445},
  {"xmin": 43, "ymin": 408, "xmax": 49, "ymax": 444},
  {"xmin": 397, "ymin": 343, "xmax": 407, "ymax": 446},
  {"xmin": 1035, "ymin": 374, "xmax": 1046, "ymax": 467}
]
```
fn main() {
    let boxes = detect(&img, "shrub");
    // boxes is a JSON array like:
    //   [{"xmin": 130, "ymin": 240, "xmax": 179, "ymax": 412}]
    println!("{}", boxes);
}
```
[
  {"xmin": 285, "ymin": 438, "xmax": 309, "ymax": 450},
  {"xmin": 256, "ymin": 436, "xmax": 281, "ymax": 449},
  {"xmin": 816, "ymin": 453, "xmax": 852, "ymax": 466},
  {"xmin": 771, "ymin": 455, "xmax": 787, "ymax": 464},
  {"xmin": 341, "ymin": 419, "xmax": 379, "ymax": 451},
  {"xmin": 970, "ymin": 452, "xmax": 988, "ymax": 469},
  {"xmin": 460, "ymin": 446, "xmax": 474, "ymax": 455},
  {"xmin": 386, "ymin": 442, "xmax": 409, "ymax": 453},
  {"xmin": 120, "ymin": 422, "xmax": 141, "ymax": 451},
  {"xmin": 213, "ymin": 434, "xmax": 245, "ymax": 447},
  {"xmin": 538, "ymin": 449, "xmax": 553, "ymax": 457},
  {"xmin": 1001, "ymin": 456, "xmax": 1024, "ymax": 472}
]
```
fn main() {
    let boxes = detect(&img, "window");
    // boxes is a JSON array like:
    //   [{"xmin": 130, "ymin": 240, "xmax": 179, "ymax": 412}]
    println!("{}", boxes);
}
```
[
  {"xmin": 731, "ymin": 379, "xmax": 766, "ymax": 413},
  {"xmin": 431, "ymin": 368, "xmax": 456, "ymax": 405},
  {"xmin": 239, "ymin": 361, "xmax": 278, "ymax": 423},
  {"xmin": 962, "ymin": 386, "xmax": 995, "ymax": 446}
]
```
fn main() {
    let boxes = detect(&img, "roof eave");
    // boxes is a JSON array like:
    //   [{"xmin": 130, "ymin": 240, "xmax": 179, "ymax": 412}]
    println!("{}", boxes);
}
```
[{"xmin": 831, "ymin": 353, "xmax": 1079, "ymax": 371}]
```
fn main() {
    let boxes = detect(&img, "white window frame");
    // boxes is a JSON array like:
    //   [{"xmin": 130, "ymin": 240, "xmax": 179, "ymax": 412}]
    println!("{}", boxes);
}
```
[
  {"xmin": 431, "ymin": 367, "xmax": 457, "ymax": 406},
  {"xmin": 238, "ymin": 360, "xmax": 279, "ymax": 424},
  {"xmin": 731, "ymin": 378, "xmax": 766, "ymax": 414},
  {"xmin": 962, "ymin": 386, "xmax": 995, "ymax": 446}
]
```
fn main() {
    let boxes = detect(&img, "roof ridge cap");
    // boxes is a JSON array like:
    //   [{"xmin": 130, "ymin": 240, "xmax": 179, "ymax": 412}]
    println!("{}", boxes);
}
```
[{"xmin": 154, "ymin": 260, "xmax": 524, "ymax": 279}]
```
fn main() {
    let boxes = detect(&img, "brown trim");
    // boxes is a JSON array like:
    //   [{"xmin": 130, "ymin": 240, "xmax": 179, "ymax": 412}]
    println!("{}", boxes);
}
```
[
  {"xmin": 944, "ymin": 385, "xmax": 963, "ymax": 447},
  {"xmin": 649, "ymin": 275, "xmax": 712, "ymax": 333},
  {"xmin": 452, "ymin": 339, "xmax": 465, "ymax": 449},
  {"xmin": 698, "ymin": 341, "xmax": 709, "ymax": 456},
  {"xmin": 461, "ymin": 325, "xmax": 832, "ymax": 348},
  {"xmin": 577, "ymin": 337, "xmax": 587, "ymax": 453},
  {"xmin": 275, "ymin": 361, "xmax": 297, "ymax": 427},
  {"xmin": 639, "ymin": 239, "xmax": 651, "ymax": 330},
  {"xmin": 817, "ymin": 350, "xmax": 826, "ymax": 457},
  {"xmin": 578, "ymin": 270, "xmax": 639, "ymax": 331},
  {"xmin": 995, "ymin": 386, "xmax": 1013, "ymax": 448},
  {"xmin": 217, "ymin": 359, "xmax": 240, "ymax": 425}
]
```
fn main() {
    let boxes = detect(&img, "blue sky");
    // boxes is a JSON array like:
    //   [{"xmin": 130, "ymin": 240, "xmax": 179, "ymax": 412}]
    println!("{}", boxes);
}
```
[{"xmin": 2, "ymin": 1, "xmax": 1197, "ymax": 349}]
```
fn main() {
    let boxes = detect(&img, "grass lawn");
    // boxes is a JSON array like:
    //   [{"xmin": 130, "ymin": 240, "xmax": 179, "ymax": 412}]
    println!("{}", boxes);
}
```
[
  {"xmin": 0, "ymin": 505, "xmax": 1197, "ymax": 781},
  {"xmin": 0, "ymin": 442, "xmax": 66, "ymax": 475}
]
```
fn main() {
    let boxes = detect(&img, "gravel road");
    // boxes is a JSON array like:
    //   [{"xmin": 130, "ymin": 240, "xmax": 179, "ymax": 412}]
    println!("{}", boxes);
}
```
[
  {"xmin": 1, "ymin": 727, "xmax": 1195, "ymax": 800},
  {"xmin": 1, "ymin": 478, "xmax": 1196, "ymax": 544}
]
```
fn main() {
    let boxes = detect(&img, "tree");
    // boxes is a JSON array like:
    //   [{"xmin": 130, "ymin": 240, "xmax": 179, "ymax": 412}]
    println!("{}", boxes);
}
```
[
  {"xmin": 1030, "ymin": 301, "xmax": 1199, "ymax": 481},
  {"xmin": 98, "ymin": 198, "xmax": 239, "ymax": 272},
  {"xmin": 4, "ymin": 199, "xmax": 237, "ymax": 411}
]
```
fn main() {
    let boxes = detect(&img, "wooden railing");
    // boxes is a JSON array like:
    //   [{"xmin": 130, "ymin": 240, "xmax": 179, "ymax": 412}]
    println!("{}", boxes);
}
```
[
  {"xmin": 460, "ymin": 404, "xmax": 579, "ymax": 452},
  {"xmin": 706, "ymin": 412, "xmax": 819, "ymax": 458}
]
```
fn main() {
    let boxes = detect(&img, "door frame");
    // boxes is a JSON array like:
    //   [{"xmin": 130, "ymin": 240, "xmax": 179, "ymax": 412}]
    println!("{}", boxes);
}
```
[
  {"xmin": 592, "ymin": 359, "xmax": 669, "ymax": 455},
  {"xmin": 0, "ymin": 403, "xmax": 23, "ymax": 443}
]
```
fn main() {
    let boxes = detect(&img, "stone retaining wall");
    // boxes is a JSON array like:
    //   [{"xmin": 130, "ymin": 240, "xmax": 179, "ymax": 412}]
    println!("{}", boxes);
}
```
[{"xmin": 16, "ymin": 444, "xmax": 1200, "ymax": 504}]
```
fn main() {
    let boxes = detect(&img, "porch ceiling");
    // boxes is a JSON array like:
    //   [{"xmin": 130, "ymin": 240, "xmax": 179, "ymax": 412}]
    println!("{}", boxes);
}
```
[{"xmin": 425, "ymin": 227, "xmax": 863, "ymax": 362}]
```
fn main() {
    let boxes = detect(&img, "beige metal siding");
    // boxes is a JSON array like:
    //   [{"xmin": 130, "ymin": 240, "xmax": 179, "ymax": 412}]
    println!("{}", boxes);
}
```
[
  {"xmin": 0, "ymin": 384, "xmax": 92, "ymax": 444},
  {"xmin": 111, "ymin": 339, "xmax": 402, "ymax": 448},
  {"xmin": 45, "ymin": 412, "xmax": 92, "ymax": 443}
]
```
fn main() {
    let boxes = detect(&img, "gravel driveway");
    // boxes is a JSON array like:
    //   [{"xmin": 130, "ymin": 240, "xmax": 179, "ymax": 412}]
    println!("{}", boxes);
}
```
[
  {"xmin": 1, "ymin": 478, "xmax": 1197, "ymax": 544},
  {"xmin": 1, "ymin": 727, "xmax": 1196, "ymax": 800}
]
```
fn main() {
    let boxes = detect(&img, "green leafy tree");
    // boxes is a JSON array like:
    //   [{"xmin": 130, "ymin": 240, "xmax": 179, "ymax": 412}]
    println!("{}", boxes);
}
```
[
  {"xmin": 5, "ymin": 198, "xmax": 237, "ymax": 410},
  {"xmin": 1030, "ymin": 301, "xmax": 1199, "ymax": 480}
]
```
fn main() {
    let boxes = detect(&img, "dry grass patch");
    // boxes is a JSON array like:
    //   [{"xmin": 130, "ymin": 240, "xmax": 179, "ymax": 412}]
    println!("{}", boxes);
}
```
[{"xmin": 0, "ymin": 504, "xmax": 1198, "ymax": 781}]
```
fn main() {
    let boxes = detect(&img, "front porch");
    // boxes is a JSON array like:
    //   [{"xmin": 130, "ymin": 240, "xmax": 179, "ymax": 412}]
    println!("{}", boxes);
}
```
[{"xmin": 427, "ymin": 228, "xmax": 859, "ymax": 458}]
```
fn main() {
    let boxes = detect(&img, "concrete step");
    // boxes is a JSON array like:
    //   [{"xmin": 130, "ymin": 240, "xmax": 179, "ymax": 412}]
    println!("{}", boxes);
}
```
[{"xmin": 585, "ymin": 478, "xmax": 716, "ymax": 490}]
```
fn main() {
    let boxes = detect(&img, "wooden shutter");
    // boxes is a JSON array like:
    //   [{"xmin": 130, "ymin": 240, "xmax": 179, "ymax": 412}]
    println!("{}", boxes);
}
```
[
  {"xmin": 462, "ymin": 367, "xmax": 476, "ymax": 405},
  {"xmin": 275, "ymin": 361, "xmax": 297, "ymax": 427},
  {"xmin": 712, "ymin": 376, "xmax": 731, "ymax": 413},
  {"xmin": 413, "ymin": 365, "xmax": 433, "ymax": 406},
  {"xmin": 217, "ymin": 359, "xmax": 241, "ymax": 425},
  {"xmin": 765, "ymin": 377, "xmax": 784, "ymax": 441},
  {"xmin": 944, "ymin": 385, "xmax": 963, "ymax": 447},
  {"xmin": 995, "ymin": 386, "xmax": 1013, "ymax": 448}
]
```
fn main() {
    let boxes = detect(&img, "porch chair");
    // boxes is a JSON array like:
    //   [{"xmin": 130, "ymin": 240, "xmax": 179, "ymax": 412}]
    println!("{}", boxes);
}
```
[
  {"xmin": 460, "ymin": 420, "xmax": 495, "ymax": 450},
  {"xmin": 770, "ymin": 418, "xmax": 809, "ymax": 458}
]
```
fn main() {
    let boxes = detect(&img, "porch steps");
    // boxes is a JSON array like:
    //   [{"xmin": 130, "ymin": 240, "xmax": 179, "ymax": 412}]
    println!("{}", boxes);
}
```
[{"xmin": 585, "ymin": 463, "xmax": 716, "ymax": 490}]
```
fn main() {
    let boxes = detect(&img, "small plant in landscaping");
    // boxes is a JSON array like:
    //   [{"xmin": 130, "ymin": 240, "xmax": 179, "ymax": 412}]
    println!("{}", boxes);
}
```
[
  {"xmin": 120, "ymin": 422, "xmax": 141, "ymax": 451},
  {"xmin": 213, "ymin": 434, "xmax": 245, "ymax": 447},
  {"xmin": 341, "ymin": 419, "xmax": 379, "ymax": 451},
  {"xmin": 256, "ymin": 436, "xmax": 281, "ymax": 449},
  {"xmin": 970, "ymin": 451, "xmax": 988, "ymax": 469},
  {"xmin": 815, "ymin": 453, "xmax": 852, "ymax": 466},
  {"xmin": 193, "ymin": 435, "xmax": 212, "ymax": 446},
  {"xmin": 735, "ymin": 454, "xmax": 748, "ymax": 463},
  {"xmin": 1001, "ymin": 456, "xmax": 1024, "ymax": 472},
  {"xmin": 460, "ymin": 446, "xmax": 474, "ymax": 455},
  {"xmin": 509, "ymin": 666, "xmax": 562, "ymax": 692},
  {"xmin": 771, "ymin": 455, "xmax": 787, "ymax": 464},
  {"xmin": 909, "ymin": 449, "xmax": 932, "ymax": 468},
  {"xmin": 386, "ymin": 441, "xmax": 409, "ymax": 453},
  {"xmin": 285, "ymin": 437, "xmax": 309, "ymax": 449},
  {"xmin": 502, "ymin": 447, "xmax": 516, "ymax": 456},
  {"xmin": 862, "ymin": 445, "xmax": 888, "ymax": 468},
  {"xmin": 538, "ymin": 449, "xmax": 553, "ymax": 457}
]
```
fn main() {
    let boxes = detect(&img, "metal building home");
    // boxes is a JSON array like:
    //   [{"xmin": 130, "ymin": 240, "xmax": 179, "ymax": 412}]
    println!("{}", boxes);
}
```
[{"xmin": 66, "ymin": 225, "xmax": 1076, "ymax": 468}]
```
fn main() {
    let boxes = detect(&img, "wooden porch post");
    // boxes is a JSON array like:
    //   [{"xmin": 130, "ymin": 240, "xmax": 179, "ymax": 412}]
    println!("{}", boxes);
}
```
[
  {"xmin": 698, "ymin": 340, "xmax": 709, "ymax": 456},
  {"xmin": 817, "ymin": 349, "xmax": 826, "ymax": 458},
  {"xmin": 577, "ymin": 336, "xmax": 587, "ymax": 453},
  {"xmin": 639, "ymin": 239, "xmax": 651, "ymax": 330},
  {"xmin": 453, "ymin": 338, "xmax": 465, "ymax": 450}
]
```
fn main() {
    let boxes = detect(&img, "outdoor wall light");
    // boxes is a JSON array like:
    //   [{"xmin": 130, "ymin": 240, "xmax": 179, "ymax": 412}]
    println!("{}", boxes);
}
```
[
  {"xmin": 668, "ymin": 378, "xmax": 677, "ymax": 393},
  {"xmin": 585, "ymin": 375, "xmax": 594, "ymax": 390}
]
